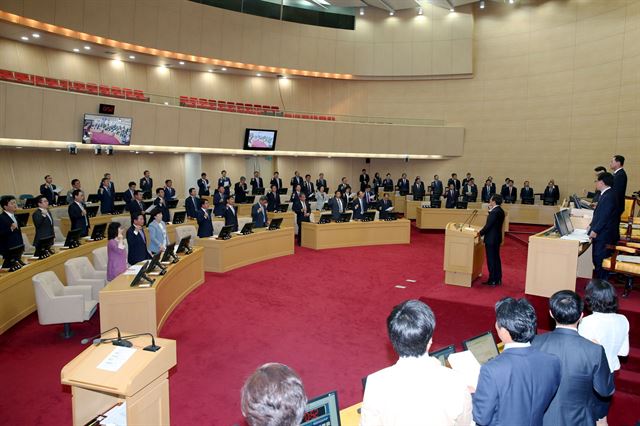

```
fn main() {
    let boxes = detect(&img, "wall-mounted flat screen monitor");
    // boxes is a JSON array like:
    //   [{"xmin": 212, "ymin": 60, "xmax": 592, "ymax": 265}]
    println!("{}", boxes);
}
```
[
  {"xmin": 243, "ymin": 128, "xmax": 277, "ymax": 151},
  {"xmin": 82, "ymin": 114, "xmax": 132, "ymax": 145}
]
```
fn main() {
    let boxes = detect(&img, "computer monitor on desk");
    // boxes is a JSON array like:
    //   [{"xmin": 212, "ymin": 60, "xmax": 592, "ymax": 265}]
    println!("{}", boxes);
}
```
[
  {"xmin": 554, "ymin": 211, "xmax": 570, "ymax": 236},
  {"xmin": 87, "ymin": 194, "xmax": 100, "ymax": 204},
  {"xmin": 430, "ymin": 344, "xmax": 456, "ymax": 367},
  {"xmin": 268, "ymin": 218, "xmax": 283, "ymax": 230},
  {"xmin": 15, "ymin": 212, "xmax": 29, "ymax": 227},
  {"xmin": 252, "ymin": 187, "xmax": 265, "ymax": 195},
  {"xmin": 2, "ymin": 245, "xmax": 25, "ymax": 271},
  {"xmin": 86, "ymin": 205, "xmax": 99, "ymax": 218},
  {"xmin": 167, "ymin": 199, "xmax": 179, "ymax": 209},
  {"xmin": 301, "ymin": 391, "xmax": 341, "ymax": 426}
]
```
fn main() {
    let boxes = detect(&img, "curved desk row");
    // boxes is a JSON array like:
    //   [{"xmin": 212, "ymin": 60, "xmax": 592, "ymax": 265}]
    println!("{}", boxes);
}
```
[
  {"xmin": 416, "ymin": 207, "xmax": 510, "ymax": 234},
  {"xmin": 99, "ymin": 247, "xmax": 205, "ymax": 337},
  {"xmin": 301, "ymin": 219, "xmax": 411, "ymax": 250}
]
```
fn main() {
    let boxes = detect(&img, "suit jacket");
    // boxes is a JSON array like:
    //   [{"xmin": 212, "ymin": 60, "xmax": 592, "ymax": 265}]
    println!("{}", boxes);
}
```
[
  {"xmin": 290, "ymin": 191, "xmax": 302, "ymax": 202},
  {"xmin": 397, "ymin": 178, "xmax": 410, "ymax": 193},
  {"xmin": 431, "ymin": 180, "xmax": 444, "ymax": 197},
  {"xmin": 463, "ymin": 184, "xmax": 478, "ymax": 202},
  {"xmin": 153, "ymin": 197, "xmax": 171, "ymax": 222},
  {"xmin": 302, "ymin": 181, "xmax": 315, "ymax": 196},
  {"xmin": 163, "ymin": 186, "xmax": 176, "ymax": 201},
  {"xmin": 378, "ymin": 199, "xmax": 393, "ymax": 220},
  {"xmin": 613, "ymin": 168, "xmax": 627, "ymax": 215},
  {"xmin": 123, "ymin": 189, "xmax": 135, "ymax": 206},
  {"xmin": 290, "ymin": 176, "xmax": 303, "ymax": 188},
  {"xmin": 223, "ymin": 205, "xmax": 238, "ymax": 232},
  {"xmin": 589, "ymin": 188, "xmax": 618, "ymax": 244},
  {"xmin": 501, "ymin": 186, "xmax": 517, "ymax": 203},
  {"xmin": 448, "ymin": 178, "xmax": 461, "ymax": 191},
  {"xmin": 292, "ymin": 198, "xmax": 311, "ymax": 224},
  {"xmin": 532, "ymin": 328, "xmax": 614, "ymax": 426},
  {"xmin": 412, "ymin": 182, "xmax": 426, "ymax": 198},
  {"xmin": 520, "ymin": 187, "xmax": 534, "ymax": 200},
  {"xmin": 98, "ymin": 186, "xmax": 114, "ymax": 214},
  {"xmin": 32, "ymin": 208, "xmax": 55, "ymax": 245},
  {"xmin": 360, "ymin": 173, "xmax": 370, "ymax": 185},
  {"xmin": 382, "ymin": 178, "xmax": 394, "ymax": 190},
  {"xmin": 266, "ymin": 191, "xmax": 281, "ymax": 212},
  {"xmin": 148, "ymin": 220, "xmax": 169, "ymax": 254},
  {"xmin": 234, "ymin": 182, "xmax": 247, "ymax": 203},
  {"xmin": 328, "ymin": 196, "xmax": 345, "ymax": 220},
  {"xmin": 316, "ymin": 179, "xmax": 328, "ymax": 191},
  {"xmin": 197, "ymin": 178, "xmax": 210, "ymax": 196},
  {"xmin": 0, "ymin": 212, "xmax": 23, "ymax": 255},
  {"xmin": 140, "ymin": 177, "xmax": 153, "ymax": 194},
  {"xmin": 270, "ymin": 177, "xmax": 283, "ymax": 189},
  {"xmin": 185, "ymin": 196, "xmax": 200, "ymax": 218},
  {"xmin": 472, "ymin": 346, "xmax": 562, "ymax": 426},
  {"xmin": 481, "ymin": 186, "xmax": 496, "ymax": 203},
  {"xmin": 352, "ymin": 197, "xmax": 368, "ymax": 220},
  {"xmin": 479, "ymin": 206, "xmax": 504, "ymax": 246},
  {"xmin": 213, "ymin": 192, "xmax": 227, "ymax": 216},
  {"xmin": 218, "ymin": 177, "xmax": 231, "ymax": 195},
  {"xmin": 128, "ymin": 199, "xmax": 146, "ymax": 225},
  {"xmin": 196, "ymin": 208, "xmax": 213, "ymax": 237},
  {"xmin": 337, "ymin": 183, "xmax": 348, "ymax": 195},
  {"xmin": 126, "ymin": 226, "xmax": 152, "ymax": 265},
  {"xmin": 445, "ymin": 189, "xmax": 459, "ymax": 208},
  {"xmin": 250, "ymin": 177, "xmax": 264, "ymax": 191},
  {"xmin": 543, "ymin": 186, "xmax": 560, "ymax": 202},
  {"xmin": 252, "ymin": 203, "xmax": 268, "ymax": 227},
  {"xmin": 68, "ymin": 202, "xmax": 90, "ymax": 237},
  {"xmin": 39, "ymin": 183, "xmax": 57, "ymax": 205}
]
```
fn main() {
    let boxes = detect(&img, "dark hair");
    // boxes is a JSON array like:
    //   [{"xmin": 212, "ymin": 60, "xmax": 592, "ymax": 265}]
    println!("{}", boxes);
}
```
[
  {"xmin": 221, "ymin": 169, "xmax": 226, "ymax": 174},
  {"xmin": 585, "ymin": 279, "xmax": 618, "ymax": 313},
  {"xmin": 201, "ymin": 172, "xmax": 207, "ymax": 177},
  {"xmin": 72, "ymin": 189, "xmax": 83, "ymax": 198},
  {"xmin": 271, "ymin": 184, "xmax": 277, "ymax": 190},
  {"xmin": 387, "ymin": 300, "xmax": 435, "ymax": 357},
  {"xmin": 613, "ymin": 155, "xmax": 625, "ymax": 166},
  {"xmin": 362, "ymin": 169, "xmax": 366, "ymax": 172},
  {"xmin": 549, "ymin": 290, "xmax": 583, "ymax": 325},
  {"xmin": 143, "ymin": 170, "xmax": 149, "ymax": 174},
  {"xmin": 150, "ymin": 208, "xmax": 163, "ymax": 218},
  {"xmin": 71, "ymin": 178, "xmax": 80, "ymax": 186},
  {"xmin": 128, "ymin": 181, "xmax": 136, "ymax": 187},
  {"xmin": 156, "ymin": 187, "xmax": 163, "ymax": 194},
  {"xmin": 132, "ymin": 213, "xmax": 145, "ymax": 222},
  {"xmin": 495, "ymin": 297, "xmax": 537, "ymax": 343},
  {"xmin": 165, "ymin": 179, "xmax": 171, "ymax": 184},
  {"xmin": 189, "ymin": 187, "xmax": 196, "ymax": 194},
  {"xmin": 44, "ymin": 175, "xmax": 51, "ymax": 180},
  {"xmin": 241, "ymin": 363, "xmax": 307, "ymax": 426},
  {"xmin": 594, "ymin": 166, "xmax": 607, "ymax": 173},
  {"xmin": 101, "ymin": 177, "xmax": 109, "ymax": 185},
  {"xmin": 104, "ymin": 173, "xmax": 111, "ymax": 178},
  {"xmin": 305, "ymin": 174, "xmax": 310, "ymax": 178},
  {"xmin": 598, "ymin": 172, "xmax": 614, "ymax": 187},
  {"xmin": 0, "ymin": 195, "xmax": 16, "ymax": 208},
  {"xmin": 35, "ymin": 195, "xmax": 47, "ymax": 205},
  {"xmin": 491, "ymin": 194, "xmax": 503, "ymax": 205},
  {"xmin": 107, "ymin": 222, "xmax": 120, "ymax": 240},
  {"xmin": 134, "ymin": 190, "xmax": 142, "ymax": 196}
]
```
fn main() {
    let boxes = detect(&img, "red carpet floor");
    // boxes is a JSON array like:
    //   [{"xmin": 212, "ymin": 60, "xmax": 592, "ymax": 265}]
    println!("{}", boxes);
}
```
[{"xmin": 0, "ymin": 224, "xmax": 638, "ymax": 425}]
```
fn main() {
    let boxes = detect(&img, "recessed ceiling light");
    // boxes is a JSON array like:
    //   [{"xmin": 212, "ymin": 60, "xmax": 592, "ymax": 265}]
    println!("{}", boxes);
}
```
[
  {"xmin": 20, "ymin": 36, "xmax": 29, "ymax": 41},
  {"xmin": 55, "ymin": 148, "xmax": 61, "ymax": 152},
  {"xmin": 256, "ymin": 73, "xmax": 262, "ymax": 77},
  {"xmin": 207, "ymin": 69, "xmax": 213, "ymax": 72},
  {"xmin": 149, "ymin": 152, "xmax": 154, "ymax": 154},
  {"xmin": 179, "ymin": 61, "xmax": 185, "ymax": 65},
  {"xmin": 73, "ymin": 48, "xmax": 80, "ymax": 52},
  {"xmin": 16, "ymin": 146, "xmax": 23, "ymax": 149},
  {"xmin": 221, "ymin": 67, "xmax": 227, "ymax": 71},
  {"xmin": 389, "ymin": 11, "xmax": 394, "ymax": 16},
  {"xmin": 83, "ymin": 45, "xmax": 91, "ymax": 50},
  {"xmin": 359, "ymin": 7, "xmax": 364, "ymax": 15},
  {"xmin": 129, "ymin": 55, "xmax": 135, "ymax": 59},
  {"xmin": 418, "ymin": 7, "xmax": 423, "ymax": 15},
  {"xmin": 449, "ymin": 7, "xmax": 455, "ymax": 12},
  {"xmin": 480, "ymin": 1, "xmax": 485, "ymax": 8},
  {"xmin": 32, "ymin": 33, "xmax": 40, "ymax": 38}
]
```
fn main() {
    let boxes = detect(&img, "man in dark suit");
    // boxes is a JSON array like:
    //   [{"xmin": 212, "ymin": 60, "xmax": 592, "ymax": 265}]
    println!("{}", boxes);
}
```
[
  {"xmin": 163, "ymin": 179, "xmax": 176, "ymax": 201},
  {"xmin": 588, "ymin": 166, "xmax": 607, "ymax": 205},
  {"xmin": 39, "ymin": 175, "xmax": 58, "ymax": 205},
  {"xmin": 102, "ymin": 173, "xmax": 116, "ymax": 194},
  {"xmin": 290, "ymin": 171, "xmax": 303, "ymax": 189},
  {"xmin": 377, "ymin": 193, "xmax": 393, "ymax": 220},
  {"xmin": 128, "ymin": 190, "xmax": 146, "ymax": 225},
  {"xmin": 290, "ymin": 184, "xmax": 302, "ymax": 202},
  {"xmin": 213, "ymin": 186, "xmax": 227, "ymax": 216},
  {"xmin": 123, "ymin": 181, "xmax": 137, "ymax": 207},
  {"xmin": 481, "ymin": 179, "xmax": 495, "ymax": 203},
  {"xmin": 397, "ymin": 173, "xmax": 410, "ymax": 194},
  {"xmin": 250, "ymin": 171, "xmax": 264, "ymax": 194},
  {"xmin": 359, "ymin": 169, "xmax": 370, "ymax": 192},
  {"xmin": 337, "ymin": 177, "xmax": 349, "ymax": 195},
  {"xmin": 126, "ymin": 213, "xmax": 152, "ymax": 265},
  {"xmin": 589, "ymin": 172, "xmax": 619, "ymax": 279},
  {"xmin": 328, "ymin": 190, "xmax": 345, "ymax": 221},
  {"xmin": 292, "ymin": 192, "xmax": 311, "ymax": 244},
  {"xmin": 382, "ymin": 173, "xmax": 394, "ymax": 191},
  {"xmin": 447, "ymin": 173, "xmax": 461, "ymax": 192},
  {"xmin": 473, "ymin": 297, "xmax": 561, "ymax": 426},
  {"xmin": 364, "ymin": 185, "xmax": 375, "ymax": 205},
  {"xmin": 430, "ymin": 175, "xmax": 444, "ymax": 199},
  {"xmin": 316, "ymin": 173, "xmax": 328, "ymax": 193},
  {"xmin": 610, "ymin": 154, "xmax": 627, "ymax": 217},
  {"xmin": 66, "ymin": 178, "xmax": 82, "ymax": 205},
  {"xmin": 412, "ymin": 177, "xmax": 426, "ymax": 200},
  {"xmin": 68, "ymin": 189, "xmax": 90, "ymax": 237},
  {"xmin": 543, "ymin": 180, "xmax": 560, "ymax": 205},
  {"xmin": 185, "ymin": 187, "xmax": 200, "ymax": 219},
  {"xmin": 266, "ymin": 185, "xmax": 281, "ymax": 212},
  {"xmin": 462, "ymin": 172, "xmax": 473, "ymax": 187},
  {"xmin": 520, "ymin": 180, "xmax": 534, "ymax": 203},
  {"xmin": 445, "ymin": 183, "xmax": 459, "ymax": 209},
  {"xmin": 252, "ymin": 196, "xmax": 269, "ymax": 228},
  {"xmin": 479, "ymin": 194, "xmax": 505, "ymax": 285},
  {"xmin": 196, "ymin": 200, "xmax": 213, "ymax": 238},
  {"xmin": 198, "ymin": 172, "xmax": 210, "ymax": 196},
  {"xmin": 532, "ymin": 291, "xmax": 614, "ymax": 426},
  {"xmin": 223, "ymin": 196, "xmax": 239, "ymax": 232},
  {"xmin": 501, "ymin": 179, "xmax": 517, "ymax": 204},
  {"xmin": 270, "ymin": 172, "xmax": 283, "ymax": 191},
  {"xmin": 218, "ymin": 170, "xmax": 232, "ymax": 196},
  {"xmin": 302, "ymin": 174, "xmax": 315, "ymax": 197},
  {"xmin": 140, "ymin": 170, "xmax": 153, "ymax": 195},
  {"xmin": 352, "ymin": 191, "xmax": 368, "ymax": 220},
  {"xmin": 98, "ymin": 177, "xmax": 114, "ymax": 214},
  {"xmin": 462, "ymin": 178, "xmax": 478, "ymax": 202},
  {"xmin": 0, "ymin": 196, "xmax": 24, "ymax": 257},
  {"xmin": 234, "ymin": 177, "xmax": 248, "ymax": 204},
  {"xmin": 153, "ymin": 188, "xmax": 171, "ymax": 222},
  {"xmin": 500, "ymin": 178, "xmax": 510, "ymax": 196}
]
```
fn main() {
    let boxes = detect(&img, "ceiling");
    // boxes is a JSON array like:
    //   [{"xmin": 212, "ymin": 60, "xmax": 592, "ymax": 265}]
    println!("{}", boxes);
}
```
[{"xmin": 319, "ymin": 0, "xmax": 484, "ymax": 11}]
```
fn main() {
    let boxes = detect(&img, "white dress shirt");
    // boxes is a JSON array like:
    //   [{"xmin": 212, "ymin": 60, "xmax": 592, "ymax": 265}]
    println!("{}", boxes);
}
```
[
  {"xmin": 360, "ymin": 355, "xmax": 472, "ymax": 426},
  {"xmin": 579, "ymin": 312, "xmax": 630, "ymax": 372}
]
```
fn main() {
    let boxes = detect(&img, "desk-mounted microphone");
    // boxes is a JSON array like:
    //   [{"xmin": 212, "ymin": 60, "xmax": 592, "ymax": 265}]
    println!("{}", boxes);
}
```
[
  {"xmin": 100, "ymin": 332, "xmax": 161, "ymax": 352},
  {"xmin": 80, "ymin": 326, "xmax": 133, "ymax": 348}
]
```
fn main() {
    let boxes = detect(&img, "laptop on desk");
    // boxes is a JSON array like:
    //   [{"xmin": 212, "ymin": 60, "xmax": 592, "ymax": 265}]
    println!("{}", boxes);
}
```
[
  {"xmin": 462, "ymin": 331, "xmax": 499, "ymax": 365},
  {"xmin": 301, "ymin": 391, "xmax": 341, "ymax": 426}
]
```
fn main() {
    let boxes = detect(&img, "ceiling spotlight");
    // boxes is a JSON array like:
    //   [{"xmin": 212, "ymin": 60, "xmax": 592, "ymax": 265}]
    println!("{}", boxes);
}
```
[
  {"xmin": 509, "ymin": 0, "xmax": 514, "ymax": 3},
  {"xmin": 221, "ymin": 67, "xmax": 227, "ymax": 71},
  {"xmin": 418, "ymin": 7, "xmax": 423, "ymax": 15},
  {"xmin": 449, "ymin": 7, "xmax": 455, "ymax": 12},
  {"xmin": 480, "ymin": 0, "xmax": 485, "ymax": 8},
  {"xmin": 256, "ymin": 73, "xmax": 262, "ymax": 77},
  {"xmin": 389, "ymin": 10, "xmax": 394, "ymax": 16},
  {"xmin": 83, "ymin": 45, "xmax": 91, "ymax": 50},
  {"xmin": 32, "ymin": 33, "xmax": 40, "ymax": 38},
  {"xmin": 207, "ymin": 69, "xmax": 213, "ymax": 72},
  {"xmin": 179, "ymin": 61, "xmax": 185, "ymax": 65},
  {"xmin": 359, "ymin": 7, "xmax": 364, "ymax": 15},
  {"xmin": 129, "ymin": 55, "xmax": 135, "ymax": 59},
  {"xmin": 164, "ymin": 101, "xmax": 169, "ymax": 105},
  {"xmin": 73, "ymin": 48, "xmax": 80, "ymax": 52},
  {"xmin": 20, "ymin": 36, "xmax": 28, "ymax": 41}
]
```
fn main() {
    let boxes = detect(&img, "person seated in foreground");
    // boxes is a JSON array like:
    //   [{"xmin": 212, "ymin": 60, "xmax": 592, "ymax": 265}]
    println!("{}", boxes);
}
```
[
  {"xmin": 241, "ymin": 362, "xmax": 307, "ymax": 426},
  {"xmin": 360, "ymin": 299, "xmax": 472, "ymax": 426}
]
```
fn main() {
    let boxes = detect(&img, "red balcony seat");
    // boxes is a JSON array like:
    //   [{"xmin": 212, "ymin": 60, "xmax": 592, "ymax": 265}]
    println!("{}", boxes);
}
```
[
  {"xmin": 45, "ymin": 78, "xmax": 62, "ymax": 89},
  {"xmin": 59, "ymin": 79, "xmax": 69, "ymax": 90},
  {"xmin": 0, "ymin": 69, "xmax": 16, "ymax": 81},
  {"xmin": 132, "ymin": 89, "xmax": 147, "ymax": 101},
  {"xmin": 14, "ymin": 72, "xmax": 33, "ymax": 84},
  {"xmin": 71, "ymin": 81, "xmax": 87, "ymax": 93},
  {"xmin": 99, "ymin": 85, "xmax": 110, "ymax": 96},
  {"xmin": 86, "ymin": 83, "xmax": 99, "ymax": 95},
  {"xmin": 111, "ymin": 86, "xmax": 125, "ymax": 98},
  {"xmin": 34, "ymin": 75, "xmax": 46, "ymax": 86}
]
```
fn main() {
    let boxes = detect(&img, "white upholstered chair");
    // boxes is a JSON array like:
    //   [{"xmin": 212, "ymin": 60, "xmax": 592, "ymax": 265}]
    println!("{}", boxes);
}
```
[
  {"xmin": 176, "ymin": 225, "xmax": 197, "ymax": 243},
  {"xmin": 32, "ymin": 271, "xmax": 97, "ymax": 338},
  {"xmin": 64, "ymin": 257, "xmax": 107, "ymax": 300},
  {"xmin": 92, "ymin": 246, "xmax": 108, "ymax": 273}
]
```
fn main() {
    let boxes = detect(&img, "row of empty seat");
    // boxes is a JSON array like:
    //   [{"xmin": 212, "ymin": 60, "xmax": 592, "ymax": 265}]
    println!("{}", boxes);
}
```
[
  {"xmin": 0, "ymin": 69, "xmax": 149, "ymax": 101},
  {"xmin": 179, "ymin": 96, "xmax": 336, "ymax": 120}
]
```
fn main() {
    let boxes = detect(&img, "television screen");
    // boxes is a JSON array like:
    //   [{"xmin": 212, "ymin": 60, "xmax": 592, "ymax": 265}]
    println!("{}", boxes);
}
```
[
  {"xmin": 243, "ymin": 128, "xmax": 277, "ymax": 151},
  {"xmin": 82, "ymin": 114, "xmax": 132, "ymax": 145}
]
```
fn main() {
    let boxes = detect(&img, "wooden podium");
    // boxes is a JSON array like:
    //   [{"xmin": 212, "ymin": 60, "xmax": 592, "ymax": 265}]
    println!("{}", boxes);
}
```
[
  {"xmin": 61, "ymin": 333, "xmax": 177, "ymax": 426},
  {"xmin": 443, "ymin": 222, "xmax": 484, "ymax": 287}
]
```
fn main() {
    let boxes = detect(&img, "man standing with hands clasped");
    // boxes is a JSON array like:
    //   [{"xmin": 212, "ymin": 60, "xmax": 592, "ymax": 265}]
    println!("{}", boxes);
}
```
[{"xmin": 478, "ymin": 194, "xmax": 505, "ymax": 286}]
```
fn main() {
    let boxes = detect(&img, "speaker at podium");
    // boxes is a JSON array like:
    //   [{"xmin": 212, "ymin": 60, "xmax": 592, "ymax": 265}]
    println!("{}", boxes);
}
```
[{"xmin": 443, "ymin": 222, "xmax": 485, "ymax": 287}]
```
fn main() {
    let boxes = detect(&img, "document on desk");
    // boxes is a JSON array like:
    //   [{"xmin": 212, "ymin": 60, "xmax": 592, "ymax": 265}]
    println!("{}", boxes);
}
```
[
  {"xmin": 97, "ymin": 347, "xmax": 136, "ymax": 372},
  {"xmin": 560, "ymin": 229, "xmax": 590, "ymax": 243},
  {"xmin": 123, "ymin": 265, "xmax": 143, "ymax": 276},
  {"xmin": 448, "ymin": 350, "xmax": 481, "ymax": 389}
]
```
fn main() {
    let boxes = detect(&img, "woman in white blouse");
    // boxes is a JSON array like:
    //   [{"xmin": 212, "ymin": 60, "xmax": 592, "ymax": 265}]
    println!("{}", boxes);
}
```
[
  {"xmin": 148, "ymin": 208, "xmax": 169, "ymax": 255},
  {"xmin": 579, "ymin": 279, "xmax": 630, "ymax": 424}
]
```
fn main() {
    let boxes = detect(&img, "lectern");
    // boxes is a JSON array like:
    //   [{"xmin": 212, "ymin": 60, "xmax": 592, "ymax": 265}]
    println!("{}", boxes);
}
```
[
  {"xmin": 61, "ymin": 333, "xmax": 176, "ymax": 425},
  {"xmin": 443, "ymin": 222, "xmax": 484, "ymax": 287}
]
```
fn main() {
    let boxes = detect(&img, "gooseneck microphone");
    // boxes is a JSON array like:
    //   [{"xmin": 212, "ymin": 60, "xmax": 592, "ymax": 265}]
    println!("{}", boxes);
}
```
[
  {"xmin": 100, "ymin": 332, "xmax": 161, "ymax": 352},
  {"xmin": 80, "ymin": 326, "xmax": 133, "ymax": 348},
  {"xmin": 460, "ymin": 209, "xmax": 479, "ymax": 231}
]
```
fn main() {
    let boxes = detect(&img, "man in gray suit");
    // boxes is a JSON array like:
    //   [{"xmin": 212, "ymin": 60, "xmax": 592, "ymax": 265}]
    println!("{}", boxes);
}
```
[{"xmin": 532, "ymin": 290, "xmax": 614, "ymax": 426}]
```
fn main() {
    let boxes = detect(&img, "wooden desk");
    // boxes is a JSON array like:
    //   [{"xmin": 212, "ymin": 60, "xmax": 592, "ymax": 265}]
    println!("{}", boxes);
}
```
[
  {"xmin": 22, "ymin": 225, "xmax": 35, "ymax": 242},
  {"xmin": 237, "ymin": 203, "xmax": 253, "ymax": 217},
  {"xmin": 501, "ymin": 203, "xmax": 558, "ymax": 225},
  {"xmin": 195, "ymin": 227, "xmax": 294, "ymax": 273},
  {"xmin": 267, "ymin": 211, "xmax": 296, "ymax": 229},
  {"xmin": 525, "ymin": 228, "xmax": 593, "ymax": 298},
  {"xmin": 404, "ymin": 198, "xmax": 423, "ymax": 220},
  {"xmin": 416, "ymin": 207, "xmax": 510, "ymax": 234},
  {"xmin": 339, "ymin": 402, "xmax": 362, "ymax": 426},
  {"xmin": 0, "ymin": 239, "xmax": 106, "ymax": 334},
  {"xmin": 60, "ymin": 213, "xmax": 129, "ymax": 236},
  {"xmin": 15, "ymin": 204, "xmax": 68, "ymax": 226},
  {"xmin": 391, "ymin": 194, "xmax": 406, "ymax": 213},
  {"xmin": 99, "ymin": 247, "xmax": 205, "ymax": 337},
  {"xmin": 301, "ymin": 219, "xmax": 411, "ymax": 250}
]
